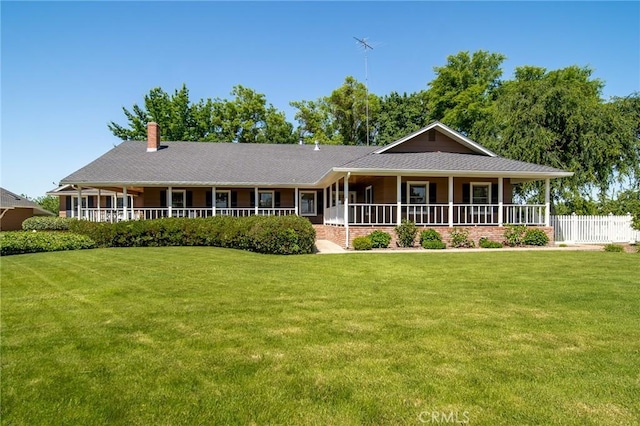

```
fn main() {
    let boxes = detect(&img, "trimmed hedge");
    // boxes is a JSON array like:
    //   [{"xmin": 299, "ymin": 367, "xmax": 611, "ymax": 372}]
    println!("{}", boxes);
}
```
[
  {"xmin": 1, "ymin": 231, "xmax": 96, "ymax": 256},
  {"xmin": 479, "ymin": 237, "xmax": 503, "ymax": 249},
  {"xmin": 523, "ymin": 228, "xmax": 550, "ymax": 246},
  {"xmin": 22, "ymin": 216, "xmax": 74, "ymax": 231},
  {"xmin": 422, "ymin": 240, "xmax": 446, "ymax": 250},
  {"xmin": 352, "ymin": 236, "xmax": 373, "ymax": 251},
  {"xmin": 368, "ymin": 230, "xmax": 391, "ymax": 248},
  {"xmin": 603, "ymin": 243, "xmax": 624, "ymax": 253},
  {"xmin": 68, "ymin": 215, "xmax": 316, "ymax": 255}
]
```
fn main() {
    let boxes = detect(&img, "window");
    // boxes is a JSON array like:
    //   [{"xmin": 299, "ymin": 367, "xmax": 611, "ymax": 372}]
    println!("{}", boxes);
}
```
[
  {"xmin": 72, "ymin": 196, "xmax": 88, "ymax": 210},
  {"xmin": 115, "ymin": 195, "xmax": 133, "ymax": 208},
  {"xmin": 258, "ymin": 191, "xmax": 274, "ymax": 208},
  {"xmin": 407, "ymin": 182, "xmax": 428, "ymax": 204},
  {"xmin": 337, "ymin": 191, "xmax": 357, "ymax": 204},
  {"xmin": 299, "ymin": 191, "xmax": 317, "ymax": 216},
  {"xmin": 215, "ymin": 191, "xmax": 230, "ymax": 208},
  {"xmin": 171, "ymin": 190, "xmax": 186, "ymax": 208},
  {"xmin": 471, "ymin": 183, "xmax": 490, "ymax": 204}
]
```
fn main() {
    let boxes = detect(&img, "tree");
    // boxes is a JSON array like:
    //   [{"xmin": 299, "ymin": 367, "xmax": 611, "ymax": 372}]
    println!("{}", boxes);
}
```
[
  {"xmin": 426, "ymin": 50, "xmax": 506, "ymax": 138},
  {"xmin": 291, "ymin": 76, "xmax": 380, "ymax": 145},
  {"xmin": 376, "ymin": 91, "xmax": 430, "ymax": 145},
  {"xmin": 108, "ymin": 84, "xmax": 295, "ymax": 143},
  {"xmin": 487, "ymin": 66, "xmax": 640, "ymax": 203},
  {"xmin": 32, "ymin": 195, "xmax": 59, "ymax": 214}
]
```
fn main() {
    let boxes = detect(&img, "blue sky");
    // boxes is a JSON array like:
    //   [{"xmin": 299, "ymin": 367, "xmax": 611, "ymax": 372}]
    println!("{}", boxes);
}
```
[{"xmin": 2, "ymin": 1, "xmax": 639, "ymax": 199}]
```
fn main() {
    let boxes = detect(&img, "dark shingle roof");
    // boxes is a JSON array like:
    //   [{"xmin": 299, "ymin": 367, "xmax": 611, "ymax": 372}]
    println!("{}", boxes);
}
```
[
  {"xmin": 339, "ymin": 151, "xmax": 569, "ymax": 175},
  {"xmin": 0, "ymin": 187, "xmax": 54, "ymax": 215},
  {"xmin": 59, "ymin": 140, "xmax": 571, "ymax": 188},
  {"xmin": 60, "ymin": 142, "xmax": 376, "ymax": 187}
]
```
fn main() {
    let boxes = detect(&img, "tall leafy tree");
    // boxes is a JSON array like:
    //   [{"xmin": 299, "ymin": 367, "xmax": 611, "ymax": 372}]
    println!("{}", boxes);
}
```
[
  {"xmin": 376, "ymin": 91, "xmax": 429, "ymax": 145},
  {"xmin": 426, "ymin": 50, "xmax": 505, "ymax": 138},
  {"xmin": 108, "ymin": 84, "xmax": 295, "ymax": 143},
  {"xmin": 487, "ymin": 66, "xmax": 640, "ymax": 202}
]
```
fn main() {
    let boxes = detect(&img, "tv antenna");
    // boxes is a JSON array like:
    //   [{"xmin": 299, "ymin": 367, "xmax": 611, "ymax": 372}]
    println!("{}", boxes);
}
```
[{"xmin": 354, "ymin": 36, "xmax": 373, "ymax": 145}]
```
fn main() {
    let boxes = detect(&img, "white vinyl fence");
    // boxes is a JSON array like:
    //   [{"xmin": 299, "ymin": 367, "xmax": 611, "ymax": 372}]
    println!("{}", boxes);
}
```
[{"xmin": 551, "ymin": 213, "xmax": 639, "ymax": 243}]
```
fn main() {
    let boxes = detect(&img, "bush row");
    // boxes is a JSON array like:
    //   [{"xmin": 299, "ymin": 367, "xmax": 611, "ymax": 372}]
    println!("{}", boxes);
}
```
[
  {"xmin": 22, "ymin": 216, "xmax": 74, "ymax": 231},
  {"xmin": 0, "ymin": 231, "xmax": 96, "ymax": 256},
  {"xmin": 68, "ymin": 215, "xmax": 315, "ymax": 255}
]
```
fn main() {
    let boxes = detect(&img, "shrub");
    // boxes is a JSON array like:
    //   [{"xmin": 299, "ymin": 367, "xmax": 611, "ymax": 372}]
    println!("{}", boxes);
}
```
[
  {"xmin": 69, "ymin": 216, "xmax": 316, "ymax": 255},
  {"xmin": 479, "ymin": 237, "xmax": 503, "ymax": 248},
  {"xmin": 0, "ymin": 231, "xmax": 96, "ymax": 256},
  {"xmin": 420, "ymin": 228, "xmax": 442, "ymax": 243},
  {"xmin": 503, "ymin": 224, "xmax": 527, "ymax": 247},
  {"xmin": 450, "ymin": 227, "xmax": 475, "ymax": 248},
  {"xmin": 395, "ymin": 219, "xmax": 417, "ymax": 247},
  {"xmin": 603, "ymin": 243, "xmax": 624, "ymax": 252},
  {"xmin": 422, "ymin": 240, "xmax": 446, "ymax": 250},
  {"xmin": 523, "ymin": 228, "xmax": 549, "ymax": 246},
  {"xmin": 352, "ymin": 236, "xmax": 373, "ymax": 251},
  {"xmin": 368, "ymin": 230, "xmax": 391, "ymax": 248},
  {"xmin": 22, "ymin": 216, "xmax": 74, "ymax": 231}
]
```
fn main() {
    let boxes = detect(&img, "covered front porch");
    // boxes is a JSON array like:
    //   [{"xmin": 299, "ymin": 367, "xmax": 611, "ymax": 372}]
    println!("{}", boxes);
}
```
[{"xmin": 321, "ymin": 174, "xmax": 552, "ymax": 228}]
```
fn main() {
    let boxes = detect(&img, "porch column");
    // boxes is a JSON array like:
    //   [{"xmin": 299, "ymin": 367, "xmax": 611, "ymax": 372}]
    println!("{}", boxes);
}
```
[
  {"xmin": 544, "ymin": 178, "xmax": 551, "ymax": 227},
  {"xmin": 396, "ymin": 175, "xmax": 402, "ymax": 226},
  {"xmin": 167, "ymin": 186, "xmax": 172, "ymax": 217},
  {"xmin": 323, "ymin": 186, "xmax": 328, "ymax": 224},
  {"xmin": 448, "ymin": 176, "xmax": 454, "ymax": 227},
  {"xmin": 344, "ymin": 173, "xmax": 350, "ymax": 248},
  {"xmin": 254, "ymin": 187, "xmax": 259, "ymax": 215},
  {"xmin": 335, "ymin": 179, "xmax": 339, "ymax": 207},
  {"xmin": 77, "ymin": 186, "xmax": 82, "ymax": 219},
  {"xmin": 123, "ymin": 186, "xmax": 128, "ymax": 220},
  {"xmin": 97, "ymin": 189, "xmax": 101, "ymax": 222},
  {"xmin": 212, "ymin": 186, "xmax": 216, "ymax": 217},
  {"xmin": 498, "ymin": 177, "xmax": 504, "ymax": 226},
  {"xmin": 294, "ymin": 187, "xmax": 299, "ymax": 216}
]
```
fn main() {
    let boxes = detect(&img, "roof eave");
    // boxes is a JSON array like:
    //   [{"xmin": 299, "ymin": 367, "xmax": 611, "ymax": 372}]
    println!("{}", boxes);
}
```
[{"xmin": 332, "ymin": 167, "xmax": 573, "ymax": 179}]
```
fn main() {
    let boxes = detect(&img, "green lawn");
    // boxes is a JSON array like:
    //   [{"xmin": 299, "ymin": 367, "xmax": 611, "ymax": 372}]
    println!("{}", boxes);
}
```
[{"xmin": 1, "ymin": 248, "xmax": 639, "ymax": 425}]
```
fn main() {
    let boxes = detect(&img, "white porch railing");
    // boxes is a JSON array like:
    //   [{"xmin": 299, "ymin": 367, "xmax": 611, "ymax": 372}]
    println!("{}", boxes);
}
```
[
  {"xmin": 552, "ymin": 213, "xmax": 639, "ymax": 243},
  {"xmin": 324, "ymin": 203, "xmax": 547, "ymax": 226},
  {"xmin": 71, "ymin": 207, "xmax": 297, "ymax": 222}
]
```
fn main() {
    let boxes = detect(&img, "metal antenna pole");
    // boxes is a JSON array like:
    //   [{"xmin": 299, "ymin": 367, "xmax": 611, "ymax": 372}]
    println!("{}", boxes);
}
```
[{"xmin": 354, "ymin": 37, "xmax": 373, "ymax": 145}]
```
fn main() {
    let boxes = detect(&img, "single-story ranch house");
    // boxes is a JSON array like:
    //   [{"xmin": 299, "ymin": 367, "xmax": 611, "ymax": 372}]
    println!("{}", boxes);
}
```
[
  {"xmin": 49, "ymin": 121, "xmax": 572, "ymax": 247},
  {"xmin": 1, "ymin": 187, "xmax": 54, "ymax": 231}
]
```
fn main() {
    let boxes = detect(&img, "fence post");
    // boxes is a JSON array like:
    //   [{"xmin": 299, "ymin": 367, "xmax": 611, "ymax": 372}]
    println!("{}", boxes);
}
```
[
  {"xmin": 627, "ymin": 213, "xmax": 634, "ymax": 244},
  {"xmin": 570, "ymin": 212, "xmax": 577, "ymax": 244}
]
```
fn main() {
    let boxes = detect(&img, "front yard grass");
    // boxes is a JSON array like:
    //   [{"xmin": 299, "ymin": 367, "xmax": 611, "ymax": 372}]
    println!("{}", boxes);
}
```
[{"xmin": 1, "ymin": 248, "xmax": 639, "ymax": 424}]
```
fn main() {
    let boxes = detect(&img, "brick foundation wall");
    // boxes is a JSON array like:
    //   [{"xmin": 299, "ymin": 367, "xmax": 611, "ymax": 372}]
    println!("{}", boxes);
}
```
[{"xmin": 314, "ymin": 225, "xmax": 554, "ymax": 249}]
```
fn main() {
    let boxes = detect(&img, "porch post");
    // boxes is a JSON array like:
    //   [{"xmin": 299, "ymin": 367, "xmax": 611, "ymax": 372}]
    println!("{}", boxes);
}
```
[
  {"xmin": 396, "ymin": 175, "xmax": 402, "ymax": 226},
  {"xmin": 323, "ymin": 186, "xmax": 328, "ymax": 224},
  {"xmin": 294, "ymin": 187, "xmax": 299, "ymax": 216},
  {"xmin": 167, "ymin": 186, "xmax": 172, "ymax": 217},
  {"xmin": 448, "ymin": 176, "xmax": 454, "ymax": 227},
  {"xmin": 335, "ymin": 179, "xmax": 339, "ymax": 207},
  {"xmin": 77, "ymin": 186, "xmax": 82, "ymax": 219},
  {"xmin": 544, "ymin": 178, "xmax": 551, "ymax": 227},
  {"xmin": 498, "ymin": 177, "xmax": 504, "ymax": 226},
  {"xmin": 212, "ymin": 186, "xmax": 216, "ymax": 217},
  {"xmin": 97, "ymin": 189, "xmax": 101, "ymax": 222},
  {"xmin": 123, "ymin": 186, "xmax": 128, "ymax": 220},
  {"xmin": 254, "ymin": 187, "xmax": 259, "ymax": 215},
  {"xmin": 344, "ymin": 173, "xmax": 350, "ymax": 248}
]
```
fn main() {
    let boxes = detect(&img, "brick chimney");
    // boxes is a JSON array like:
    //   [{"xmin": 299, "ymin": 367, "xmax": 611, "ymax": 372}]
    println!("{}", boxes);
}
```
[{"xmin": 147, "ymin": 122, "xmax": 160, "ymax": 152}]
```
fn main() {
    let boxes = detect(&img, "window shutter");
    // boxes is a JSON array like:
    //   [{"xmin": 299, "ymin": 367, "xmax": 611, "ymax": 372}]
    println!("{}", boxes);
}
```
[
  {"xmin": 65, "ymin": 196, "xmax": 71, "ymax": 210},
  {"xmin": 186, "ymin": 191, "xmax": 193, "ymax": 208},
  {"xmin": 429, "ymin": 183, "xmax": 437, "ymax": 204},
  {"xmin": 206, "ymin": 191, "xmax": 212, "ymax": 208},
  {"xmin": 275, "ymin": 191, "xmax": 281, "ymax": 207},
  {"xmin": 105, "ymin": 196, "xmax": 112, "ymax": 208},
  {"xmin": 250, "ymin": 191, "xmax": 256, "ymax": 207},
  {"xmin": 231, "ymin": 191, "xmax": 237, "ymax": 207},
  {"xmin": 491, "ymin": 184, "xmax": 499, "ymax": 204},
  {"xmin": 462, "ymin": 184, "xmax": 470, "ymax": 204},
  {"xmin": 160, "ymin": 190, "xmax": 167, "ymax": 208},
  {"xmin": 401, "ymin": 183, "xmax": 407, "ymax": 204},
  {"xmin": 87, "ymin": 196, "xmax": 94, "ymax": 208}
]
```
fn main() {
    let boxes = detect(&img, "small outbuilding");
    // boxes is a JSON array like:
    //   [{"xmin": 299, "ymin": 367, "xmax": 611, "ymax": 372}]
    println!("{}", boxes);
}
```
[{"xmin": 0, "ymin": 187, "xmax": 54, "ymax": 231}]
